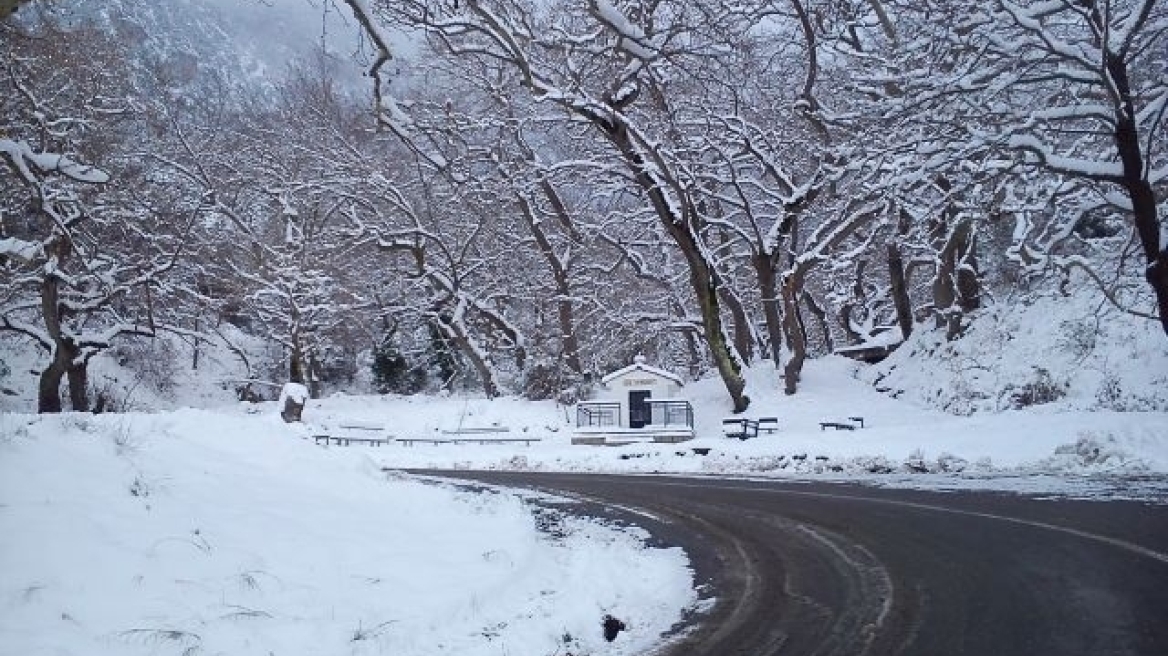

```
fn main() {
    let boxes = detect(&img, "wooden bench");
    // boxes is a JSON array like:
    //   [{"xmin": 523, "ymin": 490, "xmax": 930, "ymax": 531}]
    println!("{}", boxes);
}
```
[
  {"xmin": 819, "ymin": 422, "xmax": 855, "ymax": 431},
  {"xmin": 396, "ymin": 438, "xmax": 453, "ymax": 446},
  {"xmin": 313, "ymin": 422, "xmax": 392, "ymax": 447},
  {"xmin": 757, "ymin": 417, "xmax": 779, "ymax": 434},
  {"xmin": 722, "ymin": 418, "xmax": 759, "ymax": 440},
  {"xmin": 397, "ymin": 436, "xmax": 541, "ymax": 447},
  {"xmin": 820, "ymin": 416, "xmax": 865, "ymax": 431},
  {"xmin": 314, "ymin": 435, "xmax": 390, "ymax": 446},
  {"xmin": 440, "ymin": 427, "xmax": 509, "ymax": 435}
]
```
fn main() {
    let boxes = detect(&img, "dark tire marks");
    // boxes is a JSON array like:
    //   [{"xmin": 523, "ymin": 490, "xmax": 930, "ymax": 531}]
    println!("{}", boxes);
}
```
[{"xmin": 415, "ymin": 471, "xmax": 1168, "ymax": 656}]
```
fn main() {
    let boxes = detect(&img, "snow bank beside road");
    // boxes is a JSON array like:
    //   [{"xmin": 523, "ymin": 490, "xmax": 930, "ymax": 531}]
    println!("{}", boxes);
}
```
[
  {"xmin": 329, "ymin": 357, "xmax": 1168, "ymax": 498},
  {"xmin": 0, "ymin": 411, "xmax": 695, "ymax": 656}
]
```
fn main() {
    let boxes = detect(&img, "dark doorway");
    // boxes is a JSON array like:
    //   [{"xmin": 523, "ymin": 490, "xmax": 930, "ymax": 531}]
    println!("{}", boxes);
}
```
[{"xmin": 629, "ymin": 390, "xmax": 651, "ymax": 428}]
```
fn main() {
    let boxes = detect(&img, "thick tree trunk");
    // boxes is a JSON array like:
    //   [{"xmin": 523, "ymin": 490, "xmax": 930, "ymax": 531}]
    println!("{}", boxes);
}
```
[
  {"xmin": 1106, "ymin": 51, "xmax": 1168, "ymax": 336},
  {"xmin": 1149, "ymin": 253, "xmax": 1168, "ymax": 336},
  {"xmin": 67, "ymin": 360, "xmax": 89, "ymax": 412},
  {"xmin": 719, "ymin": 287, "xmax": 754, "ymax": 365},
  {"xmin": 607, "ymin": 123, "xmax": 748, "ymax": 411},
  {"xmin": 887, "ymin": 242, "xmax": 914, "ymax": 340},
  {"xmin": 289, "ymin": 341, "xmax": 307, "ymax": 384},
  {"xmin": 558, "ymin": 298, "xmax": 582, "ymax": 374},
  {"xmin": 690, "ymin": 262, "xmax": 749, "ymax": 411},
  {"xmin": 932, "ymin": 217, "xmax": 979, "ymax": 340},
  {"xmin": 38, "ymin": 347, "xmax": 68, "ymax": 413},
  {"xmin": 38, "ymin": 270, "xmax": 71, "ymax": 413},
  {"xmin": 781, "ymin": 272, "xmax": 806, "ymax": 396},
  {"xmin": 802, "ymin": 291, "xmax": 834, "ymax": 354},
  {"xmin": 752, "ymin": 250, "xmax": 784, "ymax": 369}
]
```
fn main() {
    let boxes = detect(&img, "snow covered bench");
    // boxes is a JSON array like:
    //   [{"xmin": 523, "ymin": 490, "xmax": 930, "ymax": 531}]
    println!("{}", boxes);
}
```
[
  {"xmin": 722, "ymin": 418, "xmax": 758, "ymax": 440},
  {"xmin": 397, "ymin": 436, "xmax": 541, "ymax": 447},
  {"xmin": 312, "ymin": 421, "xmax": 392, "ymax": 447},
  {"xmin": 819, "ymin": 416, "xmax": 865, "ymax": 431},
  {"xmin": 440, "ymin": 427, "xmax": 510, "ymax": 435},
  {"xmin": 723, "ymin": 417, "xmax": 779, "ymax": 439}
]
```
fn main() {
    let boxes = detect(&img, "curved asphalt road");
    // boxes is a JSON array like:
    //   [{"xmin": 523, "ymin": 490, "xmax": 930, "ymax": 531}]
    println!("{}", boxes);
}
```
[{"xmin": 418, "ymin": 471, "xmax": 1168, "ymax": 656}]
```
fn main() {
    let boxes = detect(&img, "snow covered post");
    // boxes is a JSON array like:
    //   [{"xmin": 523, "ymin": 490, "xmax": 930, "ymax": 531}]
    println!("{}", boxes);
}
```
[{"xmin": 278, "ymin": 382, "xmax": 309, "ymax": 423}]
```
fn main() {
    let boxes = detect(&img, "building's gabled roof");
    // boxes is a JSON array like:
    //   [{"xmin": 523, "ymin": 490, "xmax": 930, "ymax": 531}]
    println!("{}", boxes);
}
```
[{"xmin": 600, "ymin": 355, "xmax": 684, "ymax": 386}]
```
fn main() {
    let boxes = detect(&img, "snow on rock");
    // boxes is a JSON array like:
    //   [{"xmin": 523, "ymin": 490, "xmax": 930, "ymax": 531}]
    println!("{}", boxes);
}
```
[
  {"xmin": 278, "ymin": 381, "xmax": 310, "ymax": 404},
  {"xmin": 0, "ymin": 411, "xmax": 695, "ymax": 656}
]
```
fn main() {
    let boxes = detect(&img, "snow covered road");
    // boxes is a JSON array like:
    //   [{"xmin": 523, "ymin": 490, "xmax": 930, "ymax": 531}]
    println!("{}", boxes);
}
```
[{"xmin": 427, "ymin": 471, "xmax": 1168, "ymax": 656}]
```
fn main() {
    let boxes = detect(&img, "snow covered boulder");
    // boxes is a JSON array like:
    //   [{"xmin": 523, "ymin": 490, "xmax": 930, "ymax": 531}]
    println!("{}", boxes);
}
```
[{"xmin": 278, "ymin": 382, "xmax": 309, "ymax": 423}]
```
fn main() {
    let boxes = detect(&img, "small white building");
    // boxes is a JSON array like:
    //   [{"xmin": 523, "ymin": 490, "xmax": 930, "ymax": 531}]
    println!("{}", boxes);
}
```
[{"xmin": 573, "ymin": 355, "xmax": 694, "ymax": 445}]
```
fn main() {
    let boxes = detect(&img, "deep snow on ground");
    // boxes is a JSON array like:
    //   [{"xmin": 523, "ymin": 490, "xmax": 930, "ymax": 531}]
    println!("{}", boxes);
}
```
[
  {"xmin": 293, "ymin": 356, "xmax": 1167, "ymax": 501},
  {"xmin": 0, "ymin": 411, "xmax": 696, "ymax": 656},
  {"xmin": 3, "ymin": 296, "xmax": 1168, "ymax": 656}
]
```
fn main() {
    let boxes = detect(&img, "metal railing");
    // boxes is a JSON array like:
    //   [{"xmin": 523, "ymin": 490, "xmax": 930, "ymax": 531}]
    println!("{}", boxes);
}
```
[
  {"xmin": 576, "ymin": 402, "xmax": 621, "ymax": 428},
  {"xmin": 647, "ymin": 400, "xmax": 694, "ymax": 428}
]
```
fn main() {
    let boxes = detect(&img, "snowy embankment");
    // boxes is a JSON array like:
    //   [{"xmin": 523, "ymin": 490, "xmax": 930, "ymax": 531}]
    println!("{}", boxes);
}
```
[
  {"xmin": 294, "ymin": 362, "xmax": 1167, "ymax": 500},
  {"xmin": 0, "ymin": 411, "xmax": 695, "ymax": 656},
  {"xmin": 286, "ymin": 295, "xmax": 1168, "ymax": 499}
]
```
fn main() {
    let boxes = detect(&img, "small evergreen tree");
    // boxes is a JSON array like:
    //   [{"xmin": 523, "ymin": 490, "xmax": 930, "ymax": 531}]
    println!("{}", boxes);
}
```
[{"xmin": 370, "ymin": 338, "xmax": 427, "ymax": 395}]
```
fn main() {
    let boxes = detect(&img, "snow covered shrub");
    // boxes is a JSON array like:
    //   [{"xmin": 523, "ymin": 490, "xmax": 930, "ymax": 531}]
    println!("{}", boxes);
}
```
[
  {"xmin": 521, "ymin": 358, "xmax": 585, "ymax": 402},
  {"xmin": 90, "ymin": 376, "xmax": 135, "ymax": 413},
  {"xmin": 370, "ymin": 341, "xmax": 427, "ymax": 395},
  {"xmin": 313, "ymin": 345, "xmax": 359, "ymax": 390},
  {"xmin": 1057, "ymin": 318, "xmax": 1098, "ymax": 360},
  {"xmin": 1095, "ymin": 372, "xmax": 1126, "ymax": 410},
  {"xmin": 108, "ymin": 421, "xmax": 139, "ymax": 456},
  {"xmin": 862, "ymin": 456, "xmax": 895, "ymax": 474},
  {"xmin": 1047, "ymin": 433, "xmax": 1144, "ymax": 472},
  {"xmin": 936, "ymin": 452, "xmax": 968, "ymax": 473},
  {"xmin": 903, "ymin": 449, "xmax": 930, "ymax": 473},
  {"xmin": 1003, "ymin": 367, "xmax": 1067, "ymax": 408},
  {"xmin": 520, "ymin": 359, "xmax": 559, "ymax": 400},
  {"xmin": 108, "ymin": 337, "xmax": 179, "ymax": 398},
  {"xmin": 1094, "ymin": 368, "xmax": 1168, "ymax": 411}
]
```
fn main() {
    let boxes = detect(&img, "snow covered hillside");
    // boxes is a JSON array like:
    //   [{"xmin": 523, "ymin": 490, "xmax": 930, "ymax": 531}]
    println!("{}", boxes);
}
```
[
  {"xmin": 859, "ymin": 291, "xmax": 1168, "ymax": 415},
  {"xmin": 0, "ymin": 411, "xmax": 696, "ymax": 656}
]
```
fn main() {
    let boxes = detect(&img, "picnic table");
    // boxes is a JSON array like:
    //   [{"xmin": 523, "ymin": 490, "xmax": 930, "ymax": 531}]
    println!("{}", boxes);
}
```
[
  {"xmin": 819, "ymin": 416, "xmax": 866, "ymax": 431},
  {"xmin": 722, "ymin": 417, "xmax": 778, "ymax": 439}
]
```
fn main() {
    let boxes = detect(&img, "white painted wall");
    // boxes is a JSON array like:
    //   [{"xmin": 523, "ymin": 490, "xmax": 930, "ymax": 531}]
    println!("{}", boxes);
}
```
[{"xmin": 598, "ymin": 371, "xmax": 682, "ymax": 427}]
